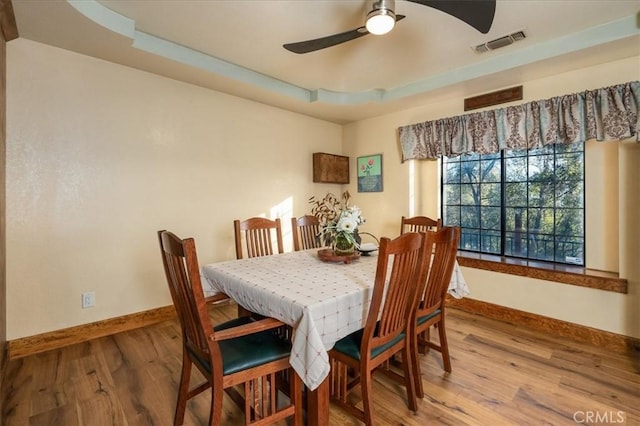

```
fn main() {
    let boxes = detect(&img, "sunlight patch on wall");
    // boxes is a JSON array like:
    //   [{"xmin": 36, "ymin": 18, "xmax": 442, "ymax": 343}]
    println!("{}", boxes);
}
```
[
  {"xmin": 437, "ymin": 158, "xmax": 442, "ymax": 219},
  {"xmin": 409, "ymin": 160, "xmax": 415, "ymax": 217},
  {"xmin": 272, "ymin": 196, "xmax": 294, "ymax": 252}
]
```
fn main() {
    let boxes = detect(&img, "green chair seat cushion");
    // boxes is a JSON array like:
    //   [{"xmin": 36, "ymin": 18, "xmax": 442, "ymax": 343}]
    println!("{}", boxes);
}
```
[
  {"xmin": 417, "ymin": 308, "xmax": 441, "ymax": 326},
  {"xmin": 191, "ymin": 317, "xmax": 292, "ymax": 376},
  {"xmin": 333, "ymin": 327, "xmax": 405, "ymax": 361},
  {"xmin": 219, "ymin": 328, "xmax": 291, "ymax": 375}
]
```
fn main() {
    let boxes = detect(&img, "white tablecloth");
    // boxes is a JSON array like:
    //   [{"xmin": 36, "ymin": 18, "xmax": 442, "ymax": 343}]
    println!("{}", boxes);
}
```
[{"xmin": 201, "ymin": 250, "xmax": 468, "ymax": 390}]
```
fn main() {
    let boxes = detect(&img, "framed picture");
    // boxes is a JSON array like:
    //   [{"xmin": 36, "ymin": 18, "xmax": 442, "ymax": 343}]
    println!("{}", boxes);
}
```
[{"xmin": 357, "ymin": 154, "xmax": 383, "ymax": 192}]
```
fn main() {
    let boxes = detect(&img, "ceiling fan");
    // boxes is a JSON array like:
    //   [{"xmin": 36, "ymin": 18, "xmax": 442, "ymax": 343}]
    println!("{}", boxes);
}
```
[{"xmin": 283, "ymin": 0, "xmax": 496, "ymax": 54}]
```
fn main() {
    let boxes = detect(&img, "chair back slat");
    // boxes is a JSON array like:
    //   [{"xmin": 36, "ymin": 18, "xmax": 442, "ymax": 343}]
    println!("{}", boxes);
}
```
[
  {"xmin": 416, "ymin": 227, "xmax": 460, "ymax": 319},
  {"xmin": 400, "ymin": 216, "xmax": 442, "ymax": 235},
  {"xmin": 291, "ymin": 215, "xmax": 322, "ymax": 251},
  {"xmin": 247, "ymin": 228, "xmax": 271, "ymax": 257},
  {"xmin": 234, "ymin": 217, "xmax": 284, "ymax": 259},
  {"xmin": 362, "ymin": 232, "xmax": 430, "ymax": 353}
]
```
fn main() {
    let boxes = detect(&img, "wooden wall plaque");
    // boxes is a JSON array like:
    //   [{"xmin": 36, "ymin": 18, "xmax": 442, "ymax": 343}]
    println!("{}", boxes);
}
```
[
  {"xmin": 313, "ymin": 153, "xmax": 349, "ymax": 184},
  {"xmin": 464, "ymin": 85, "xmax": 523, "ymax": 111}
]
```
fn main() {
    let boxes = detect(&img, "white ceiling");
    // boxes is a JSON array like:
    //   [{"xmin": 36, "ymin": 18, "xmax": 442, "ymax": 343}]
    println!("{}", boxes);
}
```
[{"xmin": 11, "ymin": 0, "xmax": 640, "ymax": 124}]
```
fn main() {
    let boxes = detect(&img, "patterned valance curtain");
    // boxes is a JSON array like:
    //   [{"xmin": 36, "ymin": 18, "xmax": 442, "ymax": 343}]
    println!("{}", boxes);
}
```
[{"xmin": 398, "ymin": 81, "xmax": 640, "ymax": 161}]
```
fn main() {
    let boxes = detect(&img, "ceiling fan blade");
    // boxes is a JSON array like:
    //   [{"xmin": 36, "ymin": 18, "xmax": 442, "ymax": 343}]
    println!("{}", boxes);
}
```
[
  {"xmin": 284, "ymin": 15, "xmax": 406, "ymax": 54},
  {"xmin": 283, "ymin": 27, "xmax": 367, "ymax": 54},
  {"xmin": 407, "ymin": 0, "xmax": 495, "ymax": 34}
]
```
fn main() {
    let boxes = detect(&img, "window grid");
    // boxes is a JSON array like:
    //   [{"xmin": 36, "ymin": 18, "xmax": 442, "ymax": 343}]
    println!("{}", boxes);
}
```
[{"xmin": 441, "ymin": 144, "xmax": 585, "ymax": 266}]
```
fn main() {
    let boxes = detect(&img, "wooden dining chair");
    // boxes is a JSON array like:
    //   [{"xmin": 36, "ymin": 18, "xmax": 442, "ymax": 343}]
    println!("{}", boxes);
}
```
[
  {"xmin": 234, "ymin": 217, "xmax": 284, "ymax": 259},
  {"xmin": 410, "ymin": 226, "xmax": 460, "ymax": 399},
  {"xmin": 400, "ymin": 215, "xmax": 442, "ymax": 235},
  {"xmin": 328, "ymin": 231, "xmax": 433, "ymax": 425},
  {"xmin": 291, "ymin": 215, "xmax": 322, "ymax": 251},
  {"xmin": 158, "ymin": 230, "xmax": 302, "ymax": 426}
]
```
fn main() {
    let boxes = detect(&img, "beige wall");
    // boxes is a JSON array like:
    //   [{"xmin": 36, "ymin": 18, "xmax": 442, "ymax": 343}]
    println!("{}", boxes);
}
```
[
  {"xmin": 342, "ymin": 56, "xmax": 640, "ymax": 339},
  {"xmin": 6, "ymin": 39, "xmax": 342, "ymax": 339},
  {"xmin": 6, "ymin": 38, "xmax": 640, "ymax": 342}
]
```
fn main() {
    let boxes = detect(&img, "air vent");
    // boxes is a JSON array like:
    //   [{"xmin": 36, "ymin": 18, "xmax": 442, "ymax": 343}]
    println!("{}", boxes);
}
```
[{"xmin": 473, "ymin": 30, "xmax": 526, "ymax": 54}]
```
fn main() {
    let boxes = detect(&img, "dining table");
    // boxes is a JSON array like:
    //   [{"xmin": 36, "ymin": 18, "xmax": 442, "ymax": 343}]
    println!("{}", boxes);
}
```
[{"xmin": 200, "ymin": 248, "xmax": 469, "ymax": 426}]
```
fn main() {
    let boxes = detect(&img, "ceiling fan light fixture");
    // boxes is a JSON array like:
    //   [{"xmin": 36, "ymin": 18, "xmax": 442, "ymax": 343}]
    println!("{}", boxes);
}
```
[{"xmin": 365, "ymin": 0, "xmax": 396, "ymax": 35}]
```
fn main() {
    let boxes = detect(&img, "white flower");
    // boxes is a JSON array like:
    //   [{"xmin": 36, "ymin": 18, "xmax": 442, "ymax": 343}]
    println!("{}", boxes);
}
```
[
  {"xmin": 347, "ymin": 206, "xmax": 365, "ymax": 225},
  {"xmin": 337, "ymin": 216, "xmax": 358, "ymax": 233}
]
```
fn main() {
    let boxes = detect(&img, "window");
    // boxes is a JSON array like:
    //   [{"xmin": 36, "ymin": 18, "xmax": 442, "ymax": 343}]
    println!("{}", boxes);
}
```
[{"xmin": 442, "ymin": 143, "xmax": 585, "ymax": 265}]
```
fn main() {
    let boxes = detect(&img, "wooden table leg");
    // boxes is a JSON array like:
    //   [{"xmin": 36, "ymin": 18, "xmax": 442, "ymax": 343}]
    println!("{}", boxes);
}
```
[
  {"xmin": 307, "ymin": 377, "xmax": 329, "ymax": 426},
  {"xmin": 237, "ymin": 304, "xmax": 252, "ymax": 317}
]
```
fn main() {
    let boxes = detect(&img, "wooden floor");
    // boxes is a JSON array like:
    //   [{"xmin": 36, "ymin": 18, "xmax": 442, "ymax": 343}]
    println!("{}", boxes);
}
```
[{"xmin": 3, "ymin": 303, "xmax": 639, "ymax": 425}]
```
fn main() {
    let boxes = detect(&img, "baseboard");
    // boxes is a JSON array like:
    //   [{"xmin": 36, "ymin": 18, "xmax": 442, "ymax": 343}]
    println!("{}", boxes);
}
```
[
  {"xmin": 1, "ymin": 340, "xmax": 7, "ymax": 400},
  {"xmin": 8, "ymin": 298, "xmax": 640, "ymax": 361},
  {"xmin": 447, "ymin": 297, "xmax": 640, "ymax": 356},
  {"xmin": 8, "ymin": 306, "xmax": 177, "ymax": 360}
]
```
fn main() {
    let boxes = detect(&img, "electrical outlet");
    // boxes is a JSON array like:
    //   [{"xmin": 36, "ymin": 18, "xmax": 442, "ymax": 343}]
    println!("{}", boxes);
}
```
[{"xmin": 82, "ymin": 292, "xmax": 95, "ymax": 308}]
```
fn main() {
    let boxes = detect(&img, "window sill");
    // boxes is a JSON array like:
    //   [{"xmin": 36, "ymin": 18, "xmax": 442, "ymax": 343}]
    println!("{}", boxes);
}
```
[{"xmin": 456, "ymin": 251, "xmax": 628, "ymax": 294}]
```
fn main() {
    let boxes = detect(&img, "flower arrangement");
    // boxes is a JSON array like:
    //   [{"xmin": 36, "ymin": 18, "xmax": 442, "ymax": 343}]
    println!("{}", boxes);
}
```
[{"xmin": 309, "ymin": 191, "xmax": 365, "ymax": 253}]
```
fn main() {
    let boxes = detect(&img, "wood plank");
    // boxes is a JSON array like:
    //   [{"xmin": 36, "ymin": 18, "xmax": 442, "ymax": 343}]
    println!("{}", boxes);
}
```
[
  {"xmin": 28, "ymin": 404, "xmax": 80, "ymax": 426},
  {"xmin": 413, "ymin": 379, "xmax": 519, "ymax": 425},
  {"xmin": 557, "ymin": 366, "xmax": 640, "ymax": 418},
  {"xmin": 77, "ymin": 395, "xmax": 129, "ymax": 426},
  {"xmin": 504, "ymin": 381, "xmax": 618, "ymax": 424},
  {"xmin": 3, "ymin": 304, "xmax": 640, "ymax": 425}
]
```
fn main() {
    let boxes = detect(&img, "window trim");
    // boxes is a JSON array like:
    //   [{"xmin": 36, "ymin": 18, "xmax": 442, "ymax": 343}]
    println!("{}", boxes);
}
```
[{"xmin": 456, "ymin": 251, "xmax": 627, "ymax": 294}]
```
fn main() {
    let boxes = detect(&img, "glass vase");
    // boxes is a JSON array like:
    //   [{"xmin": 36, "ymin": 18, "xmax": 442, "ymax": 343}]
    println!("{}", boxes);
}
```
[{"xmin": 333, "ymin": 234, "xmax": 355, "ymax": 256}]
